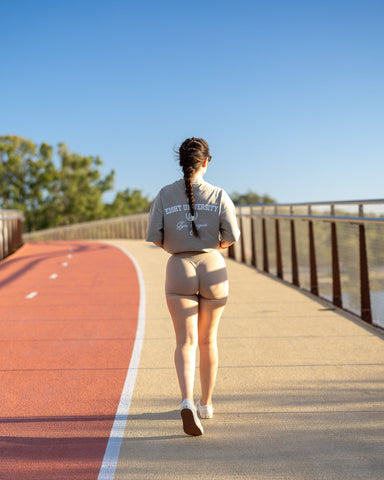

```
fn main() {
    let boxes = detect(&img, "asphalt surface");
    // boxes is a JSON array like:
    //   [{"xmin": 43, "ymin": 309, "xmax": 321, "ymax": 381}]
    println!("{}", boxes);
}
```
[{"xmin": 0, "ymin": 241, "xmax": 140, "ymax": 480}]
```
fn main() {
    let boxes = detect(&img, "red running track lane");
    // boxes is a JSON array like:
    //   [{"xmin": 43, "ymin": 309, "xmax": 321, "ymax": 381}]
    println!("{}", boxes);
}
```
[{"xmin": 0, "ymin": 241, "xmax": 141, "ymax": 480}]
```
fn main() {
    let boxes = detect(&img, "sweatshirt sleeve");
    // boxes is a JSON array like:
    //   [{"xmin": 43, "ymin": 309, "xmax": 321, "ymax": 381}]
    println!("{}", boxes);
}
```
[
  {"xmin": 146, "ymin": 192, "xmax": 164, "ymax": 243},
  {"xmin": 219, "ymin": 190, "xmax": 241, "ymax": 243}
]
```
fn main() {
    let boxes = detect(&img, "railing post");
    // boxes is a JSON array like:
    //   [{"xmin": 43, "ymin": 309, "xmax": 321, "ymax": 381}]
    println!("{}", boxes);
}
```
[
  {"xmin": 275, "ymin": 218, "xmax": 283, "ymax": 279},
  {"xmin": 358, "ymin": 204, "xmax": 372, "ymax": 324},
  {"xmin": 3, "ymin": 220, "xmax": 9, "ymax": 258},
  {"xmin": 17, "ymin": 218, "xmax": 23, "ymax": 249},
  {"xmin": 240, "ymin": 216, "xmax": 246, "ymax": 264},
  {"xmin": 262, "ymin": 217, "xmax": 269, "ymax": 273},
  {"xmin": 0, "ymin": 211, "xmax": 24, "ymax": 261},
  {"xmin": 10, "ymin": 218, "xmax": 15, "ymax": 254},
  {"xmin": 309, "ymin": 218, "xmax": 318, "ymax": 296},
  {"xmin": 134, "ymin": 220, "xmax": 139, "ymax": 239},
  {"xmin": 331, "ymin": 205, "xmax": 342, "ymax": 308},
  {"xmin": 290, "ymin": 208, "xmax": 299, "ymax": 286},
  {"xmin": 251, "ymin": 216, "xmax": 257, "ymax": 268},
  {"xmin": 16, "ymin": 218, "xmax": 20, "ymax": 249}
]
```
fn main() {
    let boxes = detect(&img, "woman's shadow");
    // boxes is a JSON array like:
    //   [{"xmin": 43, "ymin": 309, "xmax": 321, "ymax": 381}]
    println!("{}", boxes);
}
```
[{"xmin": 124, "ymin": 410, "xmax": 187, "ymax": 441}]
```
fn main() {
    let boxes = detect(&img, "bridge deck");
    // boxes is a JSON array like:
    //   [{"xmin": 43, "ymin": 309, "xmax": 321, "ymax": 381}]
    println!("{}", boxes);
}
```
[
  {"xmin": 111, "ymin": 240, "xmax": 384, "ymax": 480},
  {"xmin": 1, "ymin": 239, "xmax": 384, "ymax": 479}
]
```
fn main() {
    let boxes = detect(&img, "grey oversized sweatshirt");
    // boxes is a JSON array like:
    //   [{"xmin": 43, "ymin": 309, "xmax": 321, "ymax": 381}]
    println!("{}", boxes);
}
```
[{"xmin": 146, "ymin": 178, "xmax": 240, "ymax": 254}]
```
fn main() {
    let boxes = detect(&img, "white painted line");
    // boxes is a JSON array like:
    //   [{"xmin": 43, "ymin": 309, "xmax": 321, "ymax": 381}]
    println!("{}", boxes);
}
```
[
  {"xmin": 97, "ymin": 245, "xmax": 146, "ymax": 480},
  {"xmin": 50, "ymin": 273, "xmax": 58, "ymax": 279},
  {"xmin": 26, "ymin": 292, "xmax": 38, "ymax": 299},
  {"xmin": 62, "ymin": 262, "xmax": 68, "ymax": 267}
]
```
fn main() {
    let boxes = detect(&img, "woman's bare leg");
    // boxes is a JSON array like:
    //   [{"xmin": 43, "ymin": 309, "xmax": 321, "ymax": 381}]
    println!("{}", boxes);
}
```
[
  {"xmin": 166, "ymin": 294, "xmax": 199, "ymax": 401},
  {"xmin": 198, "ymin": 296, "xmax": 227, "ymax": 405}
]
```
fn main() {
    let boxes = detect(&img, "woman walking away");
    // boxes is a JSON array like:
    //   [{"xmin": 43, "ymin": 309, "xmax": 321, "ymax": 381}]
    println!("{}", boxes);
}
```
[{"xmin": 146, "ymin": 137, "xmax": 240, "ymax": 436}]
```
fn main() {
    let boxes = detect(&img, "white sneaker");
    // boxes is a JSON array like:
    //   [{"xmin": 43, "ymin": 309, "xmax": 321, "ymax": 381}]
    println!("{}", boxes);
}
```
[
  {"xmin": 180, "ymin": 399, "xmax": 204, "ymax": 436},
  {"xmin": 197, "ymin": 400, "xmax": 213, "ymax": 419}
]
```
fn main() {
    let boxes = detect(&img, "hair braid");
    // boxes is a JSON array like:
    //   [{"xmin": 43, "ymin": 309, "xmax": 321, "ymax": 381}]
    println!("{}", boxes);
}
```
[
  {"xmin": 184, "ymin": 169, "xmax": 199, "ymax": 237},
  {"xmin": 178, "ymin": 138, "xmax": 211, "ymax": 237}
]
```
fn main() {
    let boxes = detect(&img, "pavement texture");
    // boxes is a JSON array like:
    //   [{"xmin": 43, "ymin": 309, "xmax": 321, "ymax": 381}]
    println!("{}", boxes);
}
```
[{"xmin": 105, "ymin": 240, "xmax": 384, "ymax": 480}]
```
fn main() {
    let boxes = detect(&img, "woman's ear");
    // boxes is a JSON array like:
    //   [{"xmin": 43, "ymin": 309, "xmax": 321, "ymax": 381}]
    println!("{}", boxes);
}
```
[{"xmin": 202, "ymin": 158, "xmax": 209, "ymax": 168}]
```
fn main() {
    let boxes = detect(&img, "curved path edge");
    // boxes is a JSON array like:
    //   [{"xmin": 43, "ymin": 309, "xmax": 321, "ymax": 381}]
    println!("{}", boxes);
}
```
[{"xmin": 97, "ymin": 245, "xmax": 146, "ymax": 480}]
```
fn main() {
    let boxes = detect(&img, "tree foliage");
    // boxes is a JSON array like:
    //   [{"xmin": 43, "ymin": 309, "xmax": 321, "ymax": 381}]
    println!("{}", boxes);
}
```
[
  {"xmin": 0, "ymin": 135, "xmax": 151, "ymax": 232},
  {"xmin": 230, "ymin": 189, "xmax": 276, "ymax": 205},
  {"xmin": 55, "ymin": 142, "xmax": 115, "ymax": 226},
  {"xmin": 1, "ymin": 135, "xmax": 278, "ymax": 233},
  {"xmin": 105, "ymin": 188, "xmax": 152, "ymax": 217}
]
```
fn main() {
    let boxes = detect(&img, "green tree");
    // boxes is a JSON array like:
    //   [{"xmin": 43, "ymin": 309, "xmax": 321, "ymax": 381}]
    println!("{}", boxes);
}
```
[
  {"xmin": 0, "ymin": 135, "xmax": 34, "ymax": 210},
  {"xmin": 230, "ymin": 189, "xmax": 276, "ymax": 205},
  {"xmin": 0, "ymin": 134, "xmax": 152, "ymax": 232},
  {"xmin": 106, "ymin": 188, "xmax": 151, "ymax": 217},
  {"xmin": 0, "ymin": 135, "xmax": 59, "ymax": 231},
  {"xmin": 56, "ymin": 143, "xmax": 115, "ymax": 226}
]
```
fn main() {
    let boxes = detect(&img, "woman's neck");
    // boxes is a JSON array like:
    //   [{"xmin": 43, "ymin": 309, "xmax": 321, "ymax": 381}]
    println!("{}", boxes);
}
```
[
  {"xmin": 192, "ymin": 171, "xmax": 204, "ymax": 182},
  {"xmin": 191, "ymin": 165, "xmax": 207, "ymax": 181}
]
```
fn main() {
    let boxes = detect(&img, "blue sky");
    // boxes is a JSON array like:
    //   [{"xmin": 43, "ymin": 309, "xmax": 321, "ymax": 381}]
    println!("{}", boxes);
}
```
[{"xmin": 2, "ymin": 0, "xmax": 383, "ymax": 203}]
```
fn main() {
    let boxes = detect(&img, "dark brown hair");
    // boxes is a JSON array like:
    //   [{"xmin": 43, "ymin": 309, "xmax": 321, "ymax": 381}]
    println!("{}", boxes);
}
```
[{"xmin": 178, "ymin": 137, "xmax": 211, "ymax": 237}]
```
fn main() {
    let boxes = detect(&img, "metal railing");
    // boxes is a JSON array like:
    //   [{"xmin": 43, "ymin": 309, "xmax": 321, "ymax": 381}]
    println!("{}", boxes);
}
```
[
  {"xmin": 20, "ymin": 199, "xmax": 384, "ymax": 329},
  {"xmin": 0, "ymin": 210, "xmax": 24, "ymax": 261},
  {"xmin": 23, "ymin": 213, "xmax": 149, "ymax": 242},
  {"xmin": 229, "ymin": 199, "xmax": 384, "ymax": 330}
]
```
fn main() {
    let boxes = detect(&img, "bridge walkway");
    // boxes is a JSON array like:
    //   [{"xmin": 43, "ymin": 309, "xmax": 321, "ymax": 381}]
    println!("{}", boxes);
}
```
[
  {"xmin": 1, "ymin": 239, "xmax": 383, "ymax": 479},
  {"xmin": 110, "ymin": 240, "xmax": 384, "ymax": 480}
]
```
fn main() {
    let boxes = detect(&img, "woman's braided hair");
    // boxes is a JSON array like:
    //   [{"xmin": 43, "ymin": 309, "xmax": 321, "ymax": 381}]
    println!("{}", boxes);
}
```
[{"xmin": 178, "ymin": 137, "xmax": 211, "ymax": 237}]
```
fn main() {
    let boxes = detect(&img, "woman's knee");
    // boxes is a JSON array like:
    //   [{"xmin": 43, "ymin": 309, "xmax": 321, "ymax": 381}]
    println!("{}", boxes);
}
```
[
  {"xmin": 177, "ymin": 336, "xmax": 198, "ymax": 349},
  {"xmin": 176, "ymin": 326, "xmax": 198, "ymax": 349},
  {"xmin": 198, "ymin": 333, "xmax": 218, "ymax": 348}
]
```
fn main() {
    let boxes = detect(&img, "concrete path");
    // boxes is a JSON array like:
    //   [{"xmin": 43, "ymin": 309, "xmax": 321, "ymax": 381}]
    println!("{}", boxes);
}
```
[{"xmin": 109, "ymin": 240, "xmax": 384, "ymax": 480}]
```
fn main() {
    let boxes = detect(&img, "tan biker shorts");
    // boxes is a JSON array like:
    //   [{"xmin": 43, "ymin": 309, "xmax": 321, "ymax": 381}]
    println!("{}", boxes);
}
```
[{"xmin": 165, "ymin": 250, "xmax": 228, "ymax": 300}]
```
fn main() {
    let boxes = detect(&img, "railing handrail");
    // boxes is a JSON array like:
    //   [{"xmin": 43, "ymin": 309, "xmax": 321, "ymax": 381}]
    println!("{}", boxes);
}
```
[
  {"xmin": 23, "ymin": 212, "xmax": 149, "ymax": 242},
  {"xmin": 23, "ymin": 212, "xmax": 149, "ymax": 237},
  {"xmin": 232, "ymin": 199, "xmax": 384, "ymax": 330},
  {"xmin": 238, "ymin": 213, "xmax": 384, "ymax": 225},
  {"xmin": 0, "ymin": 210, "xmax": 24, "ymax": 219},
  {"xmin": 236, "ymin": 198, "xmax": 384, "ymax": 208}
]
